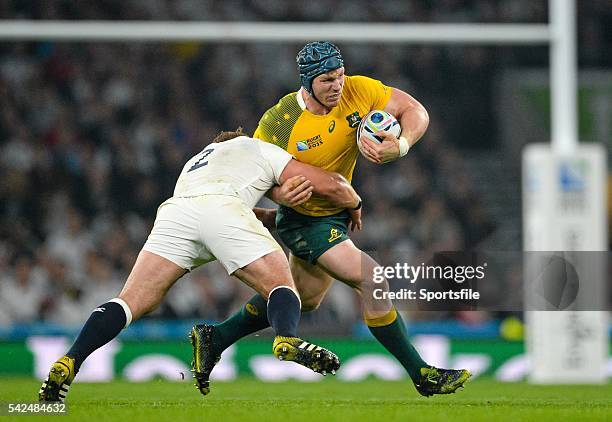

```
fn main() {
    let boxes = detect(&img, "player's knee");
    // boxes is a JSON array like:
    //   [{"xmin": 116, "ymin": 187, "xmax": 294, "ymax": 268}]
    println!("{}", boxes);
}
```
[
  {"xmin": 118, "ymin": 294, "xmax": 157, "ymax": 321},
  {"xmin": 260, "ymin": 281, "xmax": 296, "ymax": 300}
]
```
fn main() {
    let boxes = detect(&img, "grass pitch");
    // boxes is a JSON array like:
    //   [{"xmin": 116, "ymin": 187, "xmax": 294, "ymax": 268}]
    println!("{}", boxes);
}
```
[{"xmin": 2, "ymin": 377, "xmax": 611, "ymax": 421}]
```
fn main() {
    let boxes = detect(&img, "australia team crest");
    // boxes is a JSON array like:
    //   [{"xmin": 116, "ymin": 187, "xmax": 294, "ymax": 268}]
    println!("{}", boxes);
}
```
[{"xmin": 345, "ymin": 111, "xmax": 361, "ymax": 128}]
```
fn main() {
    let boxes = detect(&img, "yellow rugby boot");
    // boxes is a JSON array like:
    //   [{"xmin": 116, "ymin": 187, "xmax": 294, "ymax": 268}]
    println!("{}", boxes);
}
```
[
  {"xmin": 39, "ymin": 355, "xmax": 76, "ymax": 402},
  {"xmin": 272, "ymin": 336, "xmax": 340, "ymax": 376}
]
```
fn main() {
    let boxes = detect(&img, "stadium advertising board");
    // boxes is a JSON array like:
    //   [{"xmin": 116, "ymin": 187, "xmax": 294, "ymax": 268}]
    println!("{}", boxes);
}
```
[{"xmin": 1, "ymin": 336, "xmax": 611, "ymax": 382}]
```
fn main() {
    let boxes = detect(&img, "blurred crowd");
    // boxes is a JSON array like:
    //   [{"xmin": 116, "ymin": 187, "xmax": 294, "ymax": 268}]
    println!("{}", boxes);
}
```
[{"xmin": 0, "ymin": 0, "xmax": 610, "ymax": 328}]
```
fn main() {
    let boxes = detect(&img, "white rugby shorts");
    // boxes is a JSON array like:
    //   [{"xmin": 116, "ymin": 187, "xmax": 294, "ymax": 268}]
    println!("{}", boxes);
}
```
[{"xmin": 142, "ymin": 195, "xmax": 281, "ymax": 274}]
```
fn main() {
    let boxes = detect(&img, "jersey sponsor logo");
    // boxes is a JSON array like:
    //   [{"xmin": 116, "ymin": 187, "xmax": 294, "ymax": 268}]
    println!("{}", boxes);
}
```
[
  {"xmin": 296, "ymin": 135, "xmax": 324, "ymax": 151},
  {"xmin": 345, "ymin": 111, "xmax": 361, "ymax": 128},
  {"xmin": 328, "ymin": 228, "xmax": 343, "ymax": 243},
  {"xmin": 328, "ymin": 120, "xmax": 336, "ymax": 133}
]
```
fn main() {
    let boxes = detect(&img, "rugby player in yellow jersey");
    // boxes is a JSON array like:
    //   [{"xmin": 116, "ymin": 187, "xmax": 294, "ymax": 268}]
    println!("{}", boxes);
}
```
[{"xmin": 203, "ymin": 42, "xmax": 470, "ymax": 397}]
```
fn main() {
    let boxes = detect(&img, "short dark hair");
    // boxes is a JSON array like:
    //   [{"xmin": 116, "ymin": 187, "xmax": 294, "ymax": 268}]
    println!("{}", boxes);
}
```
[{"xmin": 212, "ymin": 127, "xmax": 247, "ymax": 143}]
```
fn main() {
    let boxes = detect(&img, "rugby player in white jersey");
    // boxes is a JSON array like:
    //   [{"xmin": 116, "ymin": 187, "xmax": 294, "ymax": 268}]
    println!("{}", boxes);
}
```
[{"xmin": 39, "ymin": 129, "xmax": 362, "ymax": 402}]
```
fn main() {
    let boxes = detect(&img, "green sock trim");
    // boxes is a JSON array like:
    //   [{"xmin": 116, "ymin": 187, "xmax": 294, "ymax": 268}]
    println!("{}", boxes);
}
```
[
  {"xmin": 367, "ymin": 311, "xmax": 428, "ymax": 381},
  {"xmin": 212, "ymin": 294, "xmax": 270, "ymax": 355}
]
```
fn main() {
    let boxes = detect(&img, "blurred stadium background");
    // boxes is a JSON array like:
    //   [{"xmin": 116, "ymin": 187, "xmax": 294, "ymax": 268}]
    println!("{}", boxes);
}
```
[{"xmin": 0, "ymin": 0, "xmax": 610, "ymax": 387}]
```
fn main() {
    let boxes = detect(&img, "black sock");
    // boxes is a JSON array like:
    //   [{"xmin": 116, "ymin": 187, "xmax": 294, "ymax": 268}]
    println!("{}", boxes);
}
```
[
  {"xmin": 67, "ymin": 300, "xmax": 131, "ymax": 372},
  {"xmin": 212, "ymin": 294, "xmax": 271, "ymax": 355},
  {"xmin": 267, "ymin": 287, "xmax": 300, "ymax": 337}
]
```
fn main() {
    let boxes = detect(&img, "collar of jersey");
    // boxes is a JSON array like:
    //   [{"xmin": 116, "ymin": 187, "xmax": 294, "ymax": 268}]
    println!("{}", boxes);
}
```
[
  {"xmin": 296, "ymin": 88, "xmax": 335, "ymax": 119},
  {"xmin": 296, "ymin": 88, "xmax": 307, "ymax": 110}
]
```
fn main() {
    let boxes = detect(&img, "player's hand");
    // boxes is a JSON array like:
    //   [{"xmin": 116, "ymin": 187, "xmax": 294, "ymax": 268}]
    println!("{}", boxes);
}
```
[
  {"xmin": 359, "ymin": 130, "xmax": 401, "ymax": 164},
  {"xmin": 348, "ymin": 207, "xmax": 362, "ymax": 232},
  {"xmin": 273, "ymin": 175, "xmax": 313, "ymax": 207}
]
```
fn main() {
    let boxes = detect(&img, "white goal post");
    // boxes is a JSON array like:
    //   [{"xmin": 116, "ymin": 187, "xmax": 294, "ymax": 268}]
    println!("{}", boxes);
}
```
[{"xmin": 0, "ymin": 21, "xmax": 551, "ymax": 43}]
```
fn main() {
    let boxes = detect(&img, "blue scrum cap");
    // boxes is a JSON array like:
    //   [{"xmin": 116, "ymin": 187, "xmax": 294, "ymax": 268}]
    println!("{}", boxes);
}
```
[{"xmin": 296, "ymin": 41, "xmax": 344, "ymax": 94}]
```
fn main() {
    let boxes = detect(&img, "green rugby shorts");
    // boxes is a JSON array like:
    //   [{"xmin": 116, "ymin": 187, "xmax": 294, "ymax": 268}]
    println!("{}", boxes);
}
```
[{"xmin": 275, "ymin": 206, "xmax": 350, "ymax": 264}]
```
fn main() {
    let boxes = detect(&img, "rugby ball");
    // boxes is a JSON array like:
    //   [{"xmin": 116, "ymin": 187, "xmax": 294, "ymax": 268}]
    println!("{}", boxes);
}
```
[{"xmin": 356, "ymin": 110, "xmax": 401, "ymax": 154}]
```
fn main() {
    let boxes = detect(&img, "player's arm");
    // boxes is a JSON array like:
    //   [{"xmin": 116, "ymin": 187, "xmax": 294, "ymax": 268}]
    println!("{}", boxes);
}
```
[
  {"xmin": 279, "ymin": 160, "xmax": 362, "ymax": 231},
  {"xmin": 257, "ymin": 170, "xmax": 361, "ymax": 231},
  {"xmin": 255, "ymin": 176, "xmax": 314, "ymax": 231},
  {"xmin": 360, "ymin": 88, "xmax": 429, "ymax": 164},
  {"xmin": 280, "ymin": 160, "xmax": 360, "ymax": 210}
]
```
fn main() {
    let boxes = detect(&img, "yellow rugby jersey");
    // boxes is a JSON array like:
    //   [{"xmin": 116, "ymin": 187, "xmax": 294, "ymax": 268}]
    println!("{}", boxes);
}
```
[{"xmin": 254, "ymin": 75, "xmax": 392, "ymax": 216}]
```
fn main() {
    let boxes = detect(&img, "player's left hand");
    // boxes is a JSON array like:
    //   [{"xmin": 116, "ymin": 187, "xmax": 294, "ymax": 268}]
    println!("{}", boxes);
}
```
[
  {"xmin": 271, "ymin": 175, "xmax": 313, "ymax": 207},
  {"xmin": 348, "ymin": 207, "xmax": 362, "ymax": 232},
  {"xmin": 359, "ymin": 130, "xmax": 401, "ymax": 164}
]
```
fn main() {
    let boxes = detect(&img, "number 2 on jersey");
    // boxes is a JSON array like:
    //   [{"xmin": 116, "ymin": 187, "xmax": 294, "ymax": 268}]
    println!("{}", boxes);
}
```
[{"xmin": 188, "ymin": 148, "xmax": 213, "ymax": 172}]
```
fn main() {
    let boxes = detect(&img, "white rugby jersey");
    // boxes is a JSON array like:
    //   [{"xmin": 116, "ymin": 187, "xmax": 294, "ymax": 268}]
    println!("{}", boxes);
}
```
[{"xmin": 173, "ymin": 136, "xmax": 293, "ymax": 208}]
